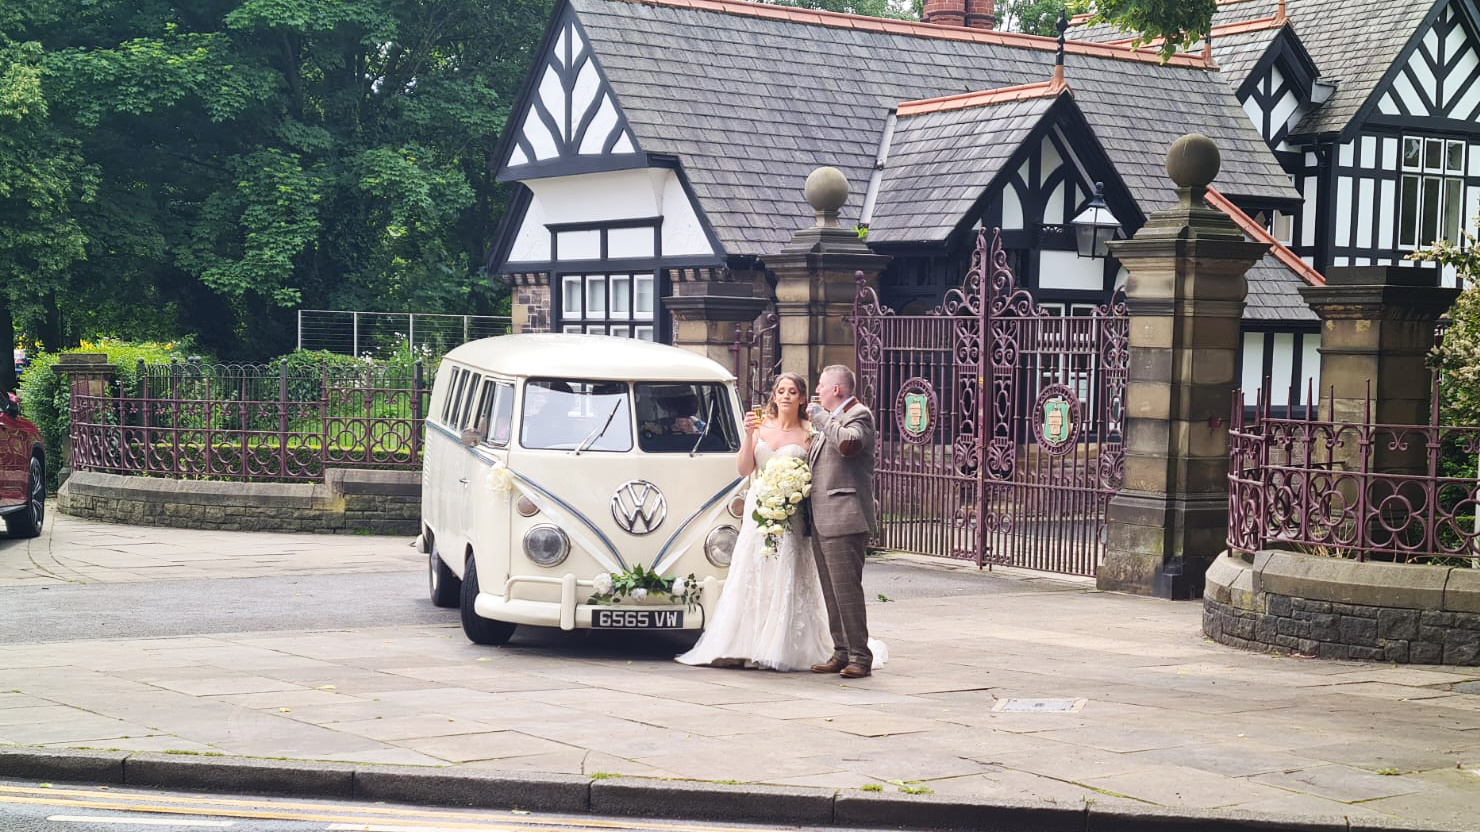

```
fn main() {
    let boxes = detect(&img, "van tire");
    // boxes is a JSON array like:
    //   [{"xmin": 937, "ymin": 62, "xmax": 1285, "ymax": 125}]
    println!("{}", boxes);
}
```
[
  {"xmin": 460, "ymin": 555, "xmax": 517, "ymax": 645},
  {"xmin": 428, "ymin": 542, "xmax": 461, "ymax": 608}
]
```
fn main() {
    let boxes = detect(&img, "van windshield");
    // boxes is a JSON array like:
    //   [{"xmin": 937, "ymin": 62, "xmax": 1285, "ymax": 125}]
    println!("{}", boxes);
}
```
[
  {"xmin": 635, "ymin": 383, "xmax": 739, "ymax": 454},
  {"xmin": 520, "ymin": 379, "xmax": 632, "ymax": 451}
]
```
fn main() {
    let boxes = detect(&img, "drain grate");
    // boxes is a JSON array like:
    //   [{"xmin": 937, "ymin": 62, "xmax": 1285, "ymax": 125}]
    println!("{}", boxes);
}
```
[{"xmin": 991, "ymin": 698, "xmax": 1087, "ymax": 713}]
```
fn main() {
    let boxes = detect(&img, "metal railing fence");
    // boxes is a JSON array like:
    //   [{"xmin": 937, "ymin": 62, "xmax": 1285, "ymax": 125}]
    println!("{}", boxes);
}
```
[
  {"xmin": 1228, "ymin": 380, "xmax": 1480, "ymax": 562},
  {"xmin": 296, "ymin": 310, "xmax": 512, "ymax": 358},
  {"xmin": 70, "ymin": 359, "xmax": 432, "ymax": 482}
]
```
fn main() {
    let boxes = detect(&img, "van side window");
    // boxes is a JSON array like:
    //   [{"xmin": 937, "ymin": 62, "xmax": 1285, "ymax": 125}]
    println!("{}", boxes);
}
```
[
  {"xmin": 441, "ymin": 367, "xmax": 465, "ymax": 424},
  {"xmin": 486, "ymin": 383, "xmax": 514, "ymax": 446},
  {"xmin": 458, "ymin": 373, "xmax": 483, "ymax": 429}
]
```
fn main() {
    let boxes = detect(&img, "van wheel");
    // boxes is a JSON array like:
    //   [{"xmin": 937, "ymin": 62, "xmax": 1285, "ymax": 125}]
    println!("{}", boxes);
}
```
[
  {"xmin": 428, "ymin": 542, "xmax": 461, "ymax": 608},
  {"xmin": 5, "ymin": 456, "xmax": 44, "ymax": 539},
  {"xmin": 460, "ymin": 555, "xmax": 517, "ymax": 645}
]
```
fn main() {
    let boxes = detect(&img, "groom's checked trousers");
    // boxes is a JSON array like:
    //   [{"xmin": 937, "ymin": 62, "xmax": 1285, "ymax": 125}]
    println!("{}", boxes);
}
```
[{"xmin": 812, "ymin": 531, "xmax": 872, "ymax": 666}]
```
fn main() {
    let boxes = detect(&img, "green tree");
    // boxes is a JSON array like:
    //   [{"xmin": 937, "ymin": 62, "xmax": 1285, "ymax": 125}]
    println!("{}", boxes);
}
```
[
  {"xmin": 1078, "ymin": 0, "xmax": 1216, "ymax": 60},
  {"xmin": 8, "ymin": 0, "xmax": 548, "ymax": 359},
  {"xmin": 0, "ymin": 35, "xmax": 93, "ymax": 391},
  {"xmin": 998, "ymin": 0, "xmax": 1088, "ymax": 36},
  {"xmin": 1411, "ymin": 232, "xmax": 1480, "ymax": 424}
]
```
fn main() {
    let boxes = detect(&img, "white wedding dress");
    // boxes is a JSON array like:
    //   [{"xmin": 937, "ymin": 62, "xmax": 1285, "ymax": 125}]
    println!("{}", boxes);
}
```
[{"xmin": 677, "ymin": 439, "xmax": 887, "ymax": 672}]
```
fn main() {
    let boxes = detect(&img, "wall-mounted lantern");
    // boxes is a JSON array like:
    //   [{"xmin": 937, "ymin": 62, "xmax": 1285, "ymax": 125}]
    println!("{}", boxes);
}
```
[{"xmin": 1071, "ymin": 181, "xmax": 1121, "ymax": 259}]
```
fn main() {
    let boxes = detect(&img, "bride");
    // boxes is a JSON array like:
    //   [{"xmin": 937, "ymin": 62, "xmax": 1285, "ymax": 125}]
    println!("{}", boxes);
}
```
[{"xmin": 678, "ymin": 373, "xmax": 881, "ymax": 671}]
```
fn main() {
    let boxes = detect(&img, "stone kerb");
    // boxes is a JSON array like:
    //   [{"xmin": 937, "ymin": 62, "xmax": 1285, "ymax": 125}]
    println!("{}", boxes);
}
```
[
  {"xmin": 57, "ymin": 468, "xmax": 421, "ymax": 534},
  {"xmin": 1204, "ymin": 550, "xmax": 1480, "ymax": 665}
]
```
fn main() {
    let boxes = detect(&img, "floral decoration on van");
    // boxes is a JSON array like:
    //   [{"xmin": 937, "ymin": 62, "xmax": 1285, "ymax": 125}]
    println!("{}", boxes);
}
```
[
  {"xmin": 589, "ymin": 564, "xmax": 700, "ymax": 609},
  {"xmin": 486, "ymin": 466, "xmax": 514, "ymax": 494}
]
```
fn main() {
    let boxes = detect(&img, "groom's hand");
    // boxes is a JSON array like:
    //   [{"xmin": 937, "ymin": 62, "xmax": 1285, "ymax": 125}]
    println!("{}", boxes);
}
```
[{"xmin": 806, "ymin": 402, "xmax": 826, "ymax": 423}]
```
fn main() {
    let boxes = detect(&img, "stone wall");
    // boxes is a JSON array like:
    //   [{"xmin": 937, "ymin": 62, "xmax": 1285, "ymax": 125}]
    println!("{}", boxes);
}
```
[
  {"xmin": 58, "ymin": 469, "xmax": 421, "ymax": 535},
  {"xmin": 1204, "ymin": 550, "xmax": 1480, "ymax": 665}
]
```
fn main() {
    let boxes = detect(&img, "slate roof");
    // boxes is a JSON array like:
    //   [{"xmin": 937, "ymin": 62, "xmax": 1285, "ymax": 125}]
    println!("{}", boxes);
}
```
[
  {"xmin": 868, "ymin": 90, "xmax": 1059, "ymax": 243},
  {"xmin": 1244, "ymin": 256, "xmax": 1318, "ymax": 321},
  {"xmin": 1206, "ymin": 26, "xmax": 1286, "ymax": 87},
  {"xmin": 1069, "ymin": 0, "xmax": 1442, "ymax": 137},
  {"xmin": 568, "ymin": 0, "xmax": 1298, "ymax": 257}
]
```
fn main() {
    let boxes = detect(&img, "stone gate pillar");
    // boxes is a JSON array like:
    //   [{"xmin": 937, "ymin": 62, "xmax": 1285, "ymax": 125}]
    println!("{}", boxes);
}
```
[
  {"xmin": 767, "ymin": 167, "xmax": 891, "ymax": 384},
  {"xmin": 1098, "ymin": 135, "xmax": 1270, "ymax": 599},
  {"xmin": 664, "ymin": 273, "xmax": 770, "ymax": 370},
  {"xmin": 1298, "ymin": 266, "xmax": 1456, "ymax": 475},
  {"xmin": 52, "ymin": 353, "xmax": 117, "ymax": 485}
]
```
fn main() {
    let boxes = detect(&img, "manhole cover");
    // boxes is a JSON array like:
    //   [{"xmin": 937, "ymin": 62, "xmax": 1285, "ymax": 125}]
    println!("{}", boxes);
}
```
[
  {"xmin": 991, "ymin": 698, "xmax": 1087, "ymax": 713},
  {"xmin": 1454, "ymin": 681, "xmax": 1480, "ymax": 695}
]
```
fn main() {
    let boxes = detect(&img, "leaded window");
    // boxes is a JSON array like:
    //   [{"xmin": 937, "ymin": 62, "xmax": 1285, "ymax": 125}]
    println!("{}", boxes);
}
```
[{"xmin": 1399, "ymin": 136, "xmax": 1466, "ymax": 249}]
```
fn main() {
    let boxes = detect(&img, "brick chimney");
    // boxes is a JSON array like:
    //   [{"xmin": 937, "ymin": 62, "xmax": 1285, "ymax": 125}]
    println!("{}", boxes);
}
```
[
  {"xmin": 922, "ymin": 0, "xmax": 964, "ymax": 27},
  {"xmin": 965, "ymin": 0, "xmax": 996, "ymax": 29},
  {"xmin": 922, "ymin": 0, "xmax": 995, "ymax": 30}
]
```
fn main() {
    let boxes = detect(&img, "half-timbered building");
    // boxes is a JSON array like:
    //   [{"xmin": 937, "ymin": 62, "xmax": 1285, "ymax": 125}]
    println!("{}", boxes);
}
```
[{"xmin": 486, "ymin": 0, "xmax": 1471, "ymax": 411}]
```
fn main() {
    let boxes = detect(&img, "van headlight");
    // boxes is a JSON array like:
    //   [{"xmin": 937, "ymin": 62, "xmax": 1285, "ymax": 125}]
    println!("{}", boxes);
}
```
[
  {"xmin": 523, "ymin": 525, "xmax": 570, "ymax": 567},
  {"xmin": 704, "ymin": 525, "xmax": 738, "ymax": 567}
]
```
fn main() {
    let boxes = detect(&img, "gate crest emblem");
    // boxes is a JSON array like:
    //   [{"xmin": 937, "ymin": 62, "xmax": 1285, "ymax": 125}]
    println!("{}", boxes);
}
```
[
  {"xmin": 893, "ymin": 378, "xmax": 937, "ymax": 445},
  {"xmin": 611, "ymin": 480, "xmax": 667, "ymax": 535},
  {"xmin": 1035, "ymin": 384, "xmax": 1081, "ymax": 455}
]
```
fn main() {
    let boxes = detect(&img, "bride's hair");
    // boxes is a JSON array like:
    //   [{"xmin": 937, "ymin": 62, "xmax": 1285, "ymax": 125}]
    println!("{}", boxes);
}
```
[{"xmin": 765, "ymin": 372, "xmax": 809, "ymax": 422}]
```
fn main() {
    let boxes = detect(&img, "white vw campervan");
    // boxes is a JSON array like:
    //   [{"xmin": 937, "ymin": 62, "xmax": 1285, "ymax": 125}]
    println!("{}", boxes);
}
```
[{"xmin": 419, "ymin": 334, "xmax": 746, "ymax": 645}]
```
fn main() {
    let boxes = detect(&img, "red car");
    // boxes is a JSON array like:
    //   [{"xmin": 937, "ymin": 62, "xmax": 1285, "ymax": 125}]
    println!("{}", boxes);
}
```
[{"xmin": 0, "ymin": 392, "xmax": 43, "ymax": 537}]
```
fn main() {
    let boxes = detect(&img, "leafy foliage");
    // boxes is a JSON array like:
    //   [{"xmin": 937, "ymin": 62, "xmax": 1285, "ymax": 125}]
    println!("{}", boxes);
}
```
[
  {"xmin": 1409, "ymin": 228, "xmax": 1480, "ymax": 424},
  {"xmin": 1072, "ymin": 0, "xmax": 1216, "ymax": 60},
  {"xmin": 998, "ymin": 0, "xmax": 1087, "ymax": 35},
  {"xmin": 5, "ymin": 0, "xmax": 550, "ymax": 359}
]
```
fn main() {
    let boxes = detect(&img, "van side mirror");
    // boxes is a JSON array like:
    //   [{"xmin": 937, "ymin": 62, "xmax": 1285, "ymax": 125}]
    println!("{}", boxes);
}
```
[
  {"xmin": 460, "ymin": 427, "xmax": 483, "ymax": 447},
  {"xmin": 2, "ymin": 393, "xmax": 18, "ymax": 419}
]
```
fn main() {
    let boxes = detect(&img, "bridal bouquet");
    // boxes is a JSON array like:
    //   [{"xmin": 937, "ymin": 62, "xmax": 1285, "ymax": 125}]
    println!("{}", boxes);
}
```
[{"xmin": 751, "ymin": 455, "xmax": 813, "ymax": 557}]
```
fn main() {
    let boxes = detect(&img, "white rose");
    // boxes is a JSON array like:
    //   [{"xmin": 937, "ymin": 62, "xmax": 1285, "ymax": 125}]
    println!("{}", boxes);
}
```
[
  {"xmin": 789, "ymin": 493, "xmax": 803, "ymax": 504},
  {"xmin": 671, "ymin": 576, "xmax": 689, "ymax": 596},
  {"xmin": 632, "ymin": 588, "xmax": 648, "ymax": 602},
  {"xmin": 592, "ymin": 572, "xmax": 614, "ymax": 595}
]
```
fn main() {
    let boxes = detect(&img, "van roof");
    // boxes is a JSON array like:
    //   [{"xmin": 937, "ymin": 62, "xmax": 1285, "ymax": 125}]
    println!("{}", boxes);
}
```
[{"xmin": 443, "ymin": 334, "xmax": 737, "ymax": 382}]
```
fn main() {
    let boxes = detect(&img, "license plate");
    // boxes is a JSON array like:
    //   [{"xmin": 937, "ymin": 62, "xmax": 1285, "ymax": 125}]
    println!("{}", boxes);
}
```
[{"xmin": 592, "ymin": 608, "xmax": 684, "ymax": 629}]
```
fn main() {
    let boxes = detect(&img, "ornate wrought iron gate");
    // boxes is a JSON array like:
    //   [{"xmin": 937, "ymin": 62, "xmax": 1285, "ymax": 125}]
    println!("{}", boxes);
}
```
[{"xmin": 853, "ymin": 229, "xmax": 1128, "ymax": 576}]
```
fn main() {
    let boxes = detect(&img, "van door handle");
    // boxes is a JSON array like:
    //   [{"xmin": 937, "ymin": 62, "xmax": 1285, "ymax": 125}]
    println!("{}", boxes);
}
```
[{"xmin": 459, "ymin": 477, "xmax": 469, "ymax": 484}]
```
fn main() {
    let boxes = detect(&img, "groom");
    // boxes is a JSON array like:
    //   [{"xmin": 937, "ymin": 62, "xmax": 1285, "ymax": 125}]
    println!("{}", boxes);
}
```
[{"xmin": 806, "ymin": 364, "xmax": 878, "ymax": 679}]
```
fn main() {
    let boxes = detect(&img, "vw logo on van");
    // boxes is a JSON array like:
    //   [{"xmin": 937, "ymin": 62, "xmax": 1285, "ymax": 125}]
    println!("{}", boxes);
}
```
[{"xmin": 611, "ymin": 480, "xmax": 667, "ymax": 535}]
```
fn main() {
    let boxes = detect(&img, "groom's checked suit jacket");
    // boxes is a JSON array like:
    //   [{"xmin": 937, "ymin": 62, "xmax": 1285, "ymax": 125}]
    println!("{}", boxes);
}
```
[{"xmin": 807, "ymin": 399, "xmax": 878, "ymax": 538}]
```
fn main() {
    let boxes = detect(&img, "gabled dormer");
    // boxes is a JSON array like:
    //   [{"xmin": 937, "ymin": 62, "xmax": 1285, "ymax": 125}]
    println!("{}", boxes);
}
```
[{"xmin": 1235, "ymin": 25, "xmax": 1324, "ymax": 160}]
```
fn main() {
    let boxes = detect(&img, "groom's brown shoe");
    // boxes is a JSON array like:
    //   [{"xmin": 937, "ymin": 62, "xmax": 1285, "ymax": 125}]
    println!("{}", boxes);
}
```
[
  {"xmin": 839, "ymin": 662, "xmax": 872, "ymax": 679},
  {"xmin": 811, "ymin": 656, "xmax": 848, "ymax": 674}
]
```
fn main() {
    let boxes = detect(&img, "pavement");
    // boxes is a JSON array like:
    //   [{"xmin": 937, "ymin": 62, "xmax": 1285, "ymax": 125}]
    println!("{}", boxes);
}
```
[{"xmin": 2, "ymin": 516, "xmax": 1480, "ymax": 831}]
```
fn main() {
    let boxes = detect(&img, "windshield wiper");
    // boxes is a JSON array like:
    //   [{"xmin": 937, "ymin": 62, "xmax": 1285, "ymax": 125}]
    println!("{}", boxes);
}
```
[
  {"xmin": 575, "ymin": 399, "xmax": 624, "ymax": 455},
  {"xmin": 689, "ymin": 396, "xmax": 718, "ymax": 456}
]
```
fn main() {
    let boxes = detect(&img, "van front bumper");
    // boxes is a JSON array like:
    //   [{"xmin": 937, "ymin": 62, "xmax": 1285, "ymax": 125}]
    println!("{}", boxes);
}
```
[{"xmin": 474, "ymin": 573, "xmax": 723, "ymax": 631}]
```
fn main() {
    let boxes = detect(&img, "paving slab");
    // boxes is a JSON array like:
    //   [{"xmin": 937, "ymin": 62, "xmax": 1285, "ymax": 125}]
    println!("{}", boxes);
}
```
[{"xmin": 2, "ymin": 516, "xmax": 1480, "ymax": 830}]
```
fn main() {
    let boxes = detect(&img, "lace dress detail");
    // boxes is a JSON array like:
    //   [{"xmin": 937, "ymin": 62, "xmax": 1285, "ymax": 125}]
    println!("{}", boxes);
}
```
[{"xmin": 676, "ymin": 440, "xmax": 832, "ymax": 671}]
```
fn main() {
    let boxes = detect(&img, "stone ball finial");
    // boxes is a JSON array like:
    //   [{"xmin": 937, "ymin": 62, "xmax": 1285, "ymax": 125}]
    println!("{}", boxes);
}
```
[
  {"xmin": 1165, "ymin": 133, "xmax": 1220, "ymax": 190},
  {"xmin": 804, "ymin": 167, "xmax": 850, "ymax": 227}
]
